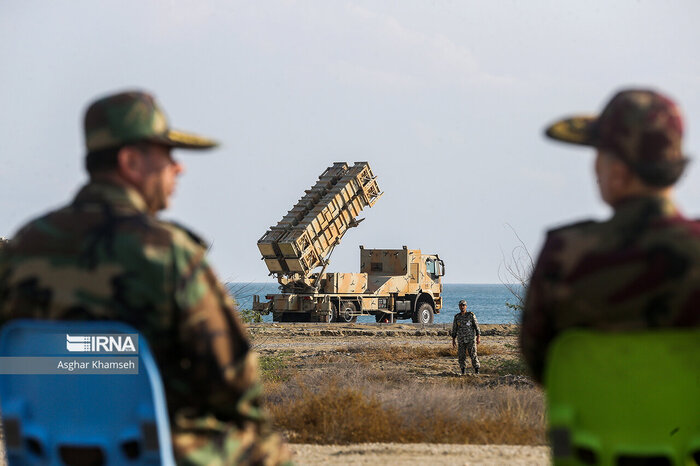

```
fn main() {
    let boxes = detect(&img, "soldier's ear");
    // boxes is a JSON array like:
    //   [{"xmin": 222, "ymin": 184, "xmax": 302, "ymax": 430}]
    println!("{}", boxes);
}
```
[
  {"xmin": 117, "ymin": 146, "xmax": 145, "ymax": 185},
  {"xmin": 605, "ymin": 158, "xmax": 633, "ymax": 197}
]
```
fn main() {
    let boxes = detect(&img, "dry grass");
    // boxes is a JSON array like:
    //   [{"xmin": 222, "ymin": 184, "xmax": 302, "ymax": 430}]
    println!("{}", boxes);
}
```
[
  {"xmin": 342, "ymin": 342, "xmax": 497, "ymax": 361},
  {"xmin": 298, "ymin": 343, "xmax": 497, "ymax": 368},
  {"xmin": 267, "ymin": 376, "xmax": 544, "ymax": 445},
  {"xmin": 262, "ymin": 349, "xmax": 546, "ymax": 446}
]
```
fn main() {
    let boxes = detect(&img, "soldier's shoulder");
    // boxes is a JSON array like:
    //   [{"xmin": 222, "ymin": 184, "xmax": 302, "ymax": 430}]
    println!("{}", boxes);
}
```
[
  {"xmin": 9, "ymin": 205, "xmax": 71, "ymax": 244},
  {"xmin": 534, "ymin": 219, "xmax": 602, "ymax": 261},
  {"xmin": 157, "ymin": 220, "xmax": 209, "ymax": 251},
  {"xmin": 546, "ymin": 219, "xmax": 598, "ymax": 237}
]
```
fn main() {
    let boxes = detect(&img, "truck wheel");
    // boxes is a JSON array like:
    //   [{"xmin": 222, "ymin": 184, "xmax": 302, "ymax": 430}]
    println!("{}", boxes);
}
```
[
  {"xmin": 327, "ymin": 306, "xmax": 337, "ymax": 323},
  {"xmin": 338, "ymin": 302, "xmax": 358, "ymax": 323},
  {"xmin": 413, "ymin": 302, "xmax": 434, "ymax": 324},
  {"xmin": 375, "ymin": 312, "xmax": 395, "ymax": 323}
]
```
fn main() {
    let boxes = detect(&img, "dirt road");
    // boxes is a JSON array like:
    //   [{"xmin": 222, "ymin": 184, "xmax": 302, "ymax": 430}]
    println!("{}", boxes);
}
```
[{"xmin": 290, "ymin": 443, "xmax": 550, "ymax": 465}]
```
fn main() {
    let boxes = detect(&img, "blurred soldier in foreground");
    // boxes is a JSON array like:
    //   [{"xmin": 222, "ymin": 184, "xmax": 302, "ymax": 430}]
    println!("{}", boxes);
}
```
[
  {"xmin": 451, "ymin": 299, "xmax": 481, "ymax": 375},
  {"xmin": 0, "ymin": 91, "xmax": 291, "ymax": 465},
  {"xmin": 521, "ymin": 88, "xmax": 700, "ymax": 384}
]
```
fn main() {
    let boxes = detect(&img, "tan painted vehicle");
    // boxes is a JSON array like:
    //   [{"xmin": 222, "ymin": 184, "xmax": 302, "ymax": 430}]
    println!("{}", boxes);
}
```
[{"xmin": 253, "ymin": 162, "xmax": 445, "ymax": 323}]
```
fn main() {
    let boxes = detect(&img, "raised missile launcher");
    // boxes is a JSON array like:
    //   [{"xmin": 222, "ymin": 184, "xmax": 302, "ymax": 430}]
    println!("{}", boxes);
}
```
[{"xmin": 253, "ymin": 162, "xmax": 444, "ymax": 323}]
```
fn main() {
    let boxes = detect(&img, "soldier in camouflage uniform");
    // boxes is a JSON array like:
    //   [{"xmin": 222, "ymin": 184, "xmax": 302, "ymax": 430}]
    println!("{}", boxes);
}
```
[
  {"xmin": 0, "ymin": 91, "xmax": 292, "ymax": 465},
  {"xmin": 451, "ymin": 299, "xmax": 481, "ymax": 375},
  {"xmin": 521, "ymin": 89, "xmax": 700, "ymax": 384}
]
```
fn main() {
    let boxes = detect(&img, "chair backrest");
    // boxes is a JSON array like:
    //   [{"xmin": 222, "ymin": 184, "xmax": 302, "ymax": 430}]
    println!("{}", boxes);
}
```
[
  {"xmin": 544, "ymin": 329, "xmax": 700, "ymax": 466},
  {"xmin": 0, "ymin": 320, "xmax": 175, "ymax": 465}
]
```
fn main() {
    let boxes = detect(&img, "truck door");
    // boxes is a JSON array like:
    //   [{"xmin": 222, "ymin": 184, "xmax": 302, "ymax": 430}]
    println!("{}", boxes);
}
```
[
  {"xmin": 426, "ymin": 258, "xmax": 435, "ymax": 276},
  {"xmin": 426, "ymin": 258, "xmax": 444, "ymax": 283}
]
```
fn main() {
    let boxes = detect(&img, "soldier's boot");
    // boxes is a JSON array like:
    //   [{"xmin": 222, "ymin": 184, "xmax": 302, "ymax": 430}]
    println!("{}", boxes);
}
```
[
  {"xmin": 460, "ymin": 367, "xmax": 465, "ymax": 375},
  {"xmin": 474, "ymin": 366, "xmax": 479, "ymax": 375}
]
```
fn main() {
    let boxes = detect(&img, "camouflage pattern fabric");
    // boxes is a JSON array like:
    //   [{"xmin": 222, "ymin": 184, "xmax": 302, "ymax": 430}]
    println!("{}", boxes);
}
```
[
  {"xmin": 84, "ymin": 90, "xmax": 218, "ymax": 152},
  {"xmin": 457, "ymin": 340, "xmax": 479, "ymax": 373},
  {"xmin": 545, "ymin": 89, "xmax": 685, "ymax": 167},
  {"xmin": 521, "ymin": 195, "xmax": 700, "ymax": 384},
  {"xmin": 0, "ymin": 181, "xmax": 292, "ymax": 465},
  {"xmin": 452, "ymin": 311, "xmax": 480, "ymax": 372},
  {"xmin": 451, "ymin": 311, "xmax": 480, "ymax": 343}
]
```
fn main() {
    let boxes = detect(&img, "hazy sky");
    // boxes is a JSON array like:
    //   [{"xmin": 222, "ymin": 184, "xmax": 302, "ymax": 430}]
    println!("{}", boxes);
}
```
[{"xmin": 2, "ymin": 1, "xmax": 699, "ymax": 283}]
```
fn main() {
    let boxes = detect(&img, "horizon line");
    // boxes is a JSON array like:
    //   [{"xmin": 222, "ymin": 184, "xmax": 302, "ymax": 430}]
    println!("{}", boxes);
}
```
[{"xmin": 224, "ymin": 281, "xmax": 522, "ymax": 286}]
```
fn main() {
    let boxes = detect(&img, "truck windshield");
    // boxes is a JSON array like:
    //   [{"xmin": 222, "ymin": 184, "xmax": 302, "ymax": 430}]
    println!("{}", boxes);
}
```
[{"xmin": 426, "ymin": 259, "xmax": 435, "ymax": 275}]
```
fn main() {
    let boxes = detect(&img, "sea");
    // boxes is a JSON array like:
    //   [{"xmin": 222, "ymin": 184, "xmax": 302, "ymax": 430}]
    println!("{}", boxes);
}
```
[{"xmin": 226, "ymin": 282, "xmax": 522, "ymax": 325}]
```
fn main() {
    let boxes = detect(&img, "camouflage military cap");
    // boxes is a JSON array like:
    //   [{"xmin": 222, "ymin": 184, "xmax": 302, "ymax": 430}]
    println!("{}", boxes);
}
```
[
  {"xmin": 459, "ymin": 299, "xmax": 467, "ymax": 306},
  {"xmin": 84, "ymin": 90, "xmax": 218, "ymax": 152},
  {"xmin": 544, "ymin": 89, "xmax": 685, "ymax": 167}
]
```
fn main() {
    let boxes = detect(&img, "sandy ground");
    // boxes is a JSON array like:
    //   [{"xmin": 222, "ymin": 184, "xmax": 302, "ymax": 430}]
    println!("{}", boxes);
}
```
[
  {"xmin": 0, "ymin": 442, "xmax": 549, "ymax": 466},
  {"xmin": 0, "ymin": 443, "xmax": 550, "ymax": 466},
  {"xmin": 290, "ymin": 443, "xmax": 550, "ymax": 465}
]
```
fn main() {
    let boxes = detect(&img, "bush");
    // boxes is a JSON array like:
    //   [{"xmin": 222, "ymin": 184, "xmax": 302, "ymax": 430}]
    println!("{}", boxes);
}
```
[{"xmin": 238, "ymin": 308, "xmax": 263, "ymax": 324}]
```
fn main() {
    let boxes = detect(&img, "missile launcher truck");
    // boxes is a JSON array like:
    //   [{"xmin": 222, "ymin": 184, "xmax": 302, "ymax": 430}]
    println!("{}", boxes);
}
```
[{"xmin": 252, "ymin": 162, "xmax": 445, "ymax": 323}]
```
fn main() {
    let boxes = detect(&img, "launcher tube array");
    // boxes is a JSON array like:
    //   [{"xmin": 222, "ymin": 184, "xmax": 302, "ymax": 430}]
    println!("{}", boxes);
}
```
[{"xmin": 257, "ymin": 162, "xmax": 382, "ymax": 277}]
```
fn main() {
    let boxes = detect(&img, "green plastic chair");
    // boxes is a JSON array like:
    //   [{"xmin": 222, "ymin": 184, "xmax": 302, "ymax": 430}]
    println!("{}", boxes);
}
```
[{"xmin": 544, "ymin": 329, "xmax": 700, "ymax": 466}]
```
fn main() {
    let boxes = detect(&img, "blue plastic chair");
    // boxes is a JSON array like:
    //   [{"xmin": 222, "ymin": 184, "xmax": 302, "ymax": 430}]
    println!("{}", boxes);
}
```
[
  {"xmin": 0, "ymin": 320, "xmax": 175, "ymax": 465},
  {"xmin": 544, "ymin": 329, "xmax": 700, "ymax": 466}
]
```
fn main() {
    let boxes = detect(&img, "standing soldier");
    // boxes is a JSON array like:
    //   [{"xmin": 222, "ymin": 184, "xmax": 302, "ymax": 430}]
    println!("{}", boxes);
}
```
[
  {"xmin": 521, "ymin": 88, "xmax": 700, "ymax": 384},
  {"xmin": 451, "ymin": 299, "xmax": 481, "ymax": 375},
  {"xmin": 0, "ymin": 90, "xmax": 292, "ymax": 465}
]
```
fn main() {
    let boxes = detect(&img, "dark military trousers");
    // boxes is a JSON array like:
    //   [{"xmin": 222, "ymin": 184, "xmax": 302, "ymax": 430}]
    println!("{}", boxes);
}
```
[{"xmin": 458, "ymin": 339, "xmax": 479, "ymax": 372}]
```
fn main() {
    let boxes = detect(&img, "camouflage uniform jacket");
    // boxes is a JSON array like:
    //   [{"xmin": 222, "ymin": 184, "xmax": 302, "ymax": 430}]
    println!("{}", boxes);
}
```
[
  {"xmin": 0, "ymin": 181, "xmax": 289, "ymax": 464},
  {"xmin": 521, "ymin": 195, "xmax": 700, "ymax": 384},
  {"xmin": 451, "ymin": 311, "xmax": 480, "ymax": 343}
]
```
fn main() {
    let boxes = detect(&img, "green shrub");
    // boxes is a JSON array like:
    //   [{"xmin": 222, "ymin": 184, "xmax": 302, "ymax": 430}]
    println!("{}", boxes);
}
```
[{"xmin": 238, "ymin": 308, "xmax": 263, "ymax": 324}]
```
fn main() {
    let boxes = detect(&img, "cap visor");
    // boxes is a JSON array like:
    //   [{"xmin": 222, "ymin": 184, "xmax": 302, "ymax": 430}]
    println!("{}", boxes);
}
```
[
  {"xmin": 157, "ymin": 129, "xmax": 218, "ymax": 149},
  {"xmin": 544, "ymin": 115, "xmax": 597, "ymax": 146}
]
